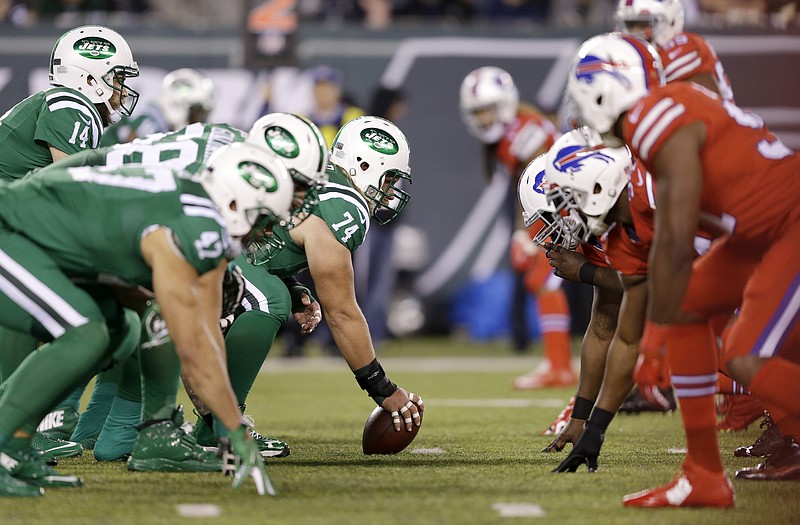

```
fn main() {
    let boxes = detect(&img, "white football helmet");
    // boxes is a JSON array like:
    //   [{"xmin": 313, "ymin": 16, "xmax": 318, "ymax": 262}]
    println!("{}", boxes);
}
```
[
  {"xmin": 330, "ymin": 116, "xmax": 411, "ymax": 225},
  {"xmin": 615, "ymin": 0, "xmax": 685, "ymax": 47},
  {"xmin": 517, "ymin": 153, "xmax": 575, "ymax": 250},
  {"xmin": 248, "ymin": 112, "xmax": 329, "ymax": 190},
  {"xmin": 566, "ymin": 32, "xmax": 664, "ymax": 135},
  {"xmin": 158, "ymin": 68, "xmax": 214, "ymax": 130},
  {"xmin": 459, "ymin": 66, "xmax": 519, "ymax": 144},
  {"xmin": 49, "ymin": 25, "xmax": 139, "ymax": 124},
  {"xmin": 544, "ymin": 127, "xmax": 633, "ymax": 241},
  {"xmin": 200, "ymin": 142, "xmax": 293, "ymax": 239}
]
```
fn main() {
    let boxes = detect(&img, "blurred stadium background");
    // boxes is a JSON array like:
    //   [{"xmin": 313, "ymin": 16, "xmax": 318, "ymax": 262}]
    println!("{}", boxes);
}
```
[{"xmin": 2, "ymin": 0, "xmax": 799, "ymax": 349}]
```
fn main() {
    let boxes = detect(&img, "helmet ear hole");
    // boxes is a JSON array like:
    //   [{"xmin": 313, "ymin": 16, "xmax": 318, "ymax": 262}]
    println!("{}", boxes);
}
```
[
  {"xmin": 593, "ymin": 183, "xmax": 602, "ymax": 195},
  {"xmin": 359, "ymin": 161, "xmax": 369, "ymax": 171}
]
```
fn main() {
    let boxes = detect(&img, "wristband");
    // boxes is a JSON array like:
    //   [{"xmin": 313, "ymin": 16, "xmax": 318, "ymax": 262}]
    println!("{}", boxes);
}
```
[
  {"xmin": 578, "ymin": 263, "xmax": 599, "ymax": 285},
  {"xmin": 354, "ymin": 358, "xmax": 398, "ymax": 406},
  {"xmin": 572, "ymin": 396, "xmax": 594, "ymax": 420}
]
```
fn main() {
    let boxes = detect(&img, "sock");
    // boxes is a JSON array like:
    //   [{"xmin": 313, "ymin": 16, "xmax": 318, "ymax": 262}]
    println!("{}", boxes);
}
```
[
  {"xmin": 536, "ymin": 291, "xmax": 572, "ymax": 372},
  {"xmin": 93, "ymin": 396, "xmax": 142, "ymax": 461},
  {"xmin": 71, "ymin": 367, "xmax": 122, "ymax": 444},
  {"xmin": 139, "ymin": 332, "xmax": 180, "ymax": 422},
  {"xmin": 53, "ymin": 383, "xmax": 87, "ymax": 413},
  {"xmin": 667, "ymin": 323, "xmax": 724, "ymax": 474},
  {"xmin": 748, "ymin": 358, "xmax": 800, "ymax": 418},
  {"xmin": 224, "ymin": 310, "xmax": 282, "ymax": 405},
  {"xmin": 0, "ymin": 321, "xmax": 110, "ymax": 440}
]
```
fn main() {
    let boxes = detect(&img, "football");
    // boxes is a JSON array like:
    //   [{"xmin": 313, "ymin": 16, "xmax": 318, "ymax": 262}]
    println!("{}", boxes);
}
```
[{"xmin": 362, "ymin": 406, "xmax": 423, "ymax": 455}]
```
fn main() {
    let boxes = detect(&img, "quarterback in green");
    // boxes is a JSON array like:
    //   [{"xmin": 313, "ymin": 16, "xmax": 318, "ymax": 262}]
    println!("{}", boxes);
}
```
[
  {"xmin": 0, "ymin": 25, "xmax": 139, "ymax": 181},
  {"xmin": 0, "ymin": 143, "xmax": 292, "ymax": 497}
]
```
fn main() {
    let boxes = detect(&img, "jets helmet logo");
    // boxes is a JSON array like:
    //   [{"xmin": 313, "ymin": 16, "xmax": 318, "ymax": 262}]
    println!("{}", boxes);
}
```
[
  {"xmin": 264, "ymin": 126, "xmax": 299, "ymax": 159},
  {"xmin": 74, "ymin": 37, "xmax": 116, "ymax": 60},
  {"xmin": 238, "ymin": 161, "xmax": 278, "ymax": 192},
  {"xmin": 360, "ymin": 128, "xmax": 399, "ymax": 155}
]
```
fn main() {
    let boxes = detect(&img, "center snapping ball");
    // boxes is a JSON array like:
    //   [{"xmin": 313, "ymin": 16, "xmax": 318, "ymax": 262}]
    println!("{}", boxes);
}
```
[{"xmin": 362, "ymin": 406, "xmax": 423, "ymax": 455}]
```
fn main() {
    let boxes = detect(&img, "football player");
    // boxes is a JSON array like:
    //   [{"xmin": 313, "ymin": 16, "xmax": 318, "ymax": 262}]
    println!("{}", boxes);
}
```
[
  {"xmin": 516, "ymin": 152, "xmax": 624, "ymax": 443},
  {"xmin": 614, "ymin": 0, "xmax": 764, "ymax": 428},
  {"xmin": 459, "ymin": 66, "xmax": 575, "ymax": 389},
  {"xmin": 41, "ymin": 115, "xmax": 325, "ymax": 465},
  {"xmin": 568, "ymin": 32, "xmax": 800, "ymax": 506},
  {"xmin": 100, "ymin": 67, "xmax": 214, "ymax": 146},
  {"xmin": 0, "ymin": 24, "xmax": 139, "ymax": 461},
  {"xmin": 247, "ymin": 116, "xmax": 425, "ymax": 432},
  {"xmin": 0, "ymin": 143, "xmax": 292, "ymax": 496}
]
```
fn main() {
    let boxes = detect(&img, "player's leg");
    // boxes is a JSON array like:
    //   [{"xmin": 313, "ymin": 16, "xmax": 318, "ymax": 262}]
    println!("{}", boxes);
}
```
[{"xmin": 513, "ymin": 257, "xmax": 574, "ymax": 389}]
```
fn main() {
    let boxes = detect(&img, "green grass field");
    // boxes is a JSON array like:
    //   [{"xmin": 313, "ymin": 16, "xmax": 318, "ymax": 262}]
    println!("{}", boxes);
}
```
[{"xmin": 2, "ymin": 337, "xmax": 798, "ymax": 525}]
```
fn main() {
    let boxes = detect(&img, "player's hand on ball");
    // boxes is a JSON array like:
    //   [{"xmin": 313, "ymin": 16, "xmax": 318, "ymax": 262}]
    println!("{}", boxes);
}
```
[
  {"xmin": 381, "ymin": 389, "xmax": 424, "ymax": 432},
  {"xmin": 222, "ymin": 426, "xmax": 277, "ymax": 496}
]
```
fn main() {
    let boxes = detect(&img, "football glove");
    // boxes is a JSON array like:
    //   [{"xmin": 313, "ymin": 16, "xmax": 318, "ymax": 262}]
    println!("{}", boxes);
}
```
[
  {"xmin": 634, "ymin": 321, "xmax": 672, "ymax": 411},
  {"xmin": 221, "ymin": 266, "xmax": 245, "ymax": 319},
  {"xmin": 220, "ymin": 425, "xmax": 276, "ymax": 496}
]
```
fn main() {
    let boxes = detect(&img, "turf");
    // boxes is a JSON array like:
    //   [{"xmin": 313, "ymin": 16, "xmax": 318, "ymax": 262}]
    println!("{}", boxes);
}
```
[{"xmin": 2, "ymin": 336, "xmax": 798, "ymax": 524}]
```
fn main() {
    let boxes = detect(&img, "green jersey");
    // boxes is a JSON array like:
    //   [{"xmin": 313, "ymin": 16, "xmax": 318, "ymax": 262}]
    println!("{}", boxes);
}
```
[
  {"xmin": 46, "ymin": 122, "xmax": 246, "ymax": 176},
  {"xmin": 0, "ymin": 165, "xmax": 237, "ymax": 288},
  {"xmin": 99, "ymin": 103, "xmax": 169, "ymax": 147},
  {"xmin": 263, "ymin": 164, "xmax": 370, "ymax": 278},
  {"xmin": 0, "ymin": 88, "xmax": 104, "ymax": 181}
]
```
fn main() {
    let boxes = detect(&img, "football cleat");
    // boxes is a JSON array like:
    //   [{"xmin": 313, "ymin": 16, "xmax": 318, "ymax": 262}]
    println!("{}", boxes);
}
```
[
  {"xmin": 36, "ymin": 407, "xmax": 80, "ymax": 441},
  {"xmin": 512, "ymin": 363, "xmax": 576, "ymax": 390},
  {"xmin": 716, "ymin": 394, "xmax": 764, "ymax": 432},
  {"xmin": 0, "ymin": 466, "xmax": 44, "ymax": 497},
  {"xmin": 735, "ymin": 437, "xmax": 800, "ymax": 481},
  {"xmin": 618, "ymin": 386, "xmax": 677, "ymax": 414},
  {"xmin": 0, "ymin": 445, "xmax": 83, "ymax": 488},
  {"xmin": 541, "ymin": 396, "xmax": 575, "ymax": 436},
  {"xmin": 623, "ymin": 461, "xmax": 735, "ymax": 508},
  {"xmin": 31, "ymin": 432, "xmax": 83, "ymax": 461},
  {"xmin": 127, "ymin": 410, "xmax": 223, "ymax": 473},
  {"xmin": 733, "ymin": 416, "xmax": 783, "ymax": 458},
  {"xmin": 193, "ymin": 405, "xmax": 291, "ymax": 458}
]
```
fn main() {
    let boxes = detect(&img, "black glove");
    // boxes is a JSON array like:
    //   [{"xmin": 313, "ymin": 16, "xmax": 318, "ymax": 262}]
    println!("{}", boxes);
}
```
[
  {"xmin": 221, "ymin": 266, "xmax": 245, "ymax": 319},
  {"xmin": 281, "ymin": 276, "xmax": 315, "ymax": 314},
  {"xmin": 552, "ymin": 421, "xmax": 605, "ymax": 473}
]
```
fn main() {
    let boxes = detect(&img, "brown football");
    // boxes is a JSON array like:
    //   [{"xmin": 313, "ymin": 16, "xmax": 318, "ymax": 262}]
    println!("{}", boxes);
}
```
[{"xmin": 362, "ymin": 406, "xmax": 423, "ymax": 455}]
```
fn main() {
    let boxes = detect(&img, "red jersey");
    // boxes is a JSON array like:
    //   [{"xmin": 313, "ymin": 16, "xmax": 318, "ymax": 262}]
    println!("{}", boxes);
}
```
[
  {"xmin": 659, "ymin": 32, "xmax": 734, "ymax": 102},
  {"xmin": 496, "ymin": 107, "xmax": 559, "ymax": 174},
  {"xmin": 599, "ymin": 159, "xmax": 654, "ymax": 277},
  {"xmin": 623, "ymin": 82, "xmax": 800, "ymax": 247}
]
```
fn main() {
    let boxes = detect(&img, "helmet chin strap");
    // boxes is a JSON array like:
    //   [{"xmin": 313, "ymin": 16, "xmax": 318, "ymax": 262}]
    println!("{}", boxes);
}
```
[{"xmin": 104, "ymin": 101, "xmax": 122, "ymax": 125}]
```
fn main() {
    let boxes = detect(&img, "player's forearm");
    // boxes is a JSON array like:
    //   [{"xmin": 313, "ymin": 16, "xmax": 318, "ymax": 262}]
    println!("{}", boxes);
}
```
[
  {"xmin": 594, "ymin": 336, "xmax": 638, "ymax": 413},
  {"xmin": 326, "ymin": 307, "xmax": 376, "ymax": 371},
  {"xmin": 647, "ymin": 241, "xmax": 692, "ymax": 324}
]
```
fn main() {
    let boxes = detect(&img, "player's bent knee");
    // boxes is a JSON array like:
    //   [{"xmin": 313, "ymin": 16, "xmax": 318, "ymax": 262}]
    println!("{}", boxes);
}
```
[{"xmin": 724, "ymin": 355, "xmax": 766, "ymax": 387}]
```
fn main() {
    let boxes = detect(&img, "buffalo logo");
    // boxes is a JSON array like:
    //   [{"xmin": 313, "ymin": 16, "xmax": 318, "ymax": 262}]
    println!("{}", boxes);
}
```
[
  {"xmin": 553, "ymin": 145, "xmax": 615, "ymax": 174},
  {"xmin": 238, "ymin": 161, "xmax": 278, "ymax": 192},
  {"xmin": 532, "ymin": 168, "xmax": 548, "ymax": 195},
  {"xmin": 264, "ymin": 126, "xmax": 299, "ymax": 159},
  {"xmin": 360, "ymin": 128, "xmax": 399, "ymax": 155},
  {"xmin": 575, "ymin": 55, "xmax": 631, "ymax": 89},
  {"xmin": 74, "ymin": 38, "xmax": 116, "ymax": 60}
]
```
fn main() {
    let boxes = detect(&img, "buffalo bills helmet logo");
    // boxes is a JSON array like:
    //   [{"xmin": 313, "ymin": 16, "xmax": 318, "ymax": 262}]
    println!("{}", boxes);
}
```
[
  {"xmin": 575, "ymin": 55, "xmax": 632, "ymax": 89},
  {"xmin": 553, "ymin": 145, "xmax": 615, "ymax": 174},
  {"xmin": 532, "ymin": 168, "xmax": 547, "ymax": 195}
]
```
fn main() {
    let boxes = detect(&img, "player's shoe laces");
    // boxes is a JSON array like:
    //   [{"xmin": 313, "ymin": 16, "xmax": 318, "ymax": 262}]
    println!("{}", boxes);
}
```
[
  {"xmin": 716, "ymin": 394, "xmax": 764, "ymax": 432},
  {"xmin": 127, "ymin": 408, "xmax": 223, "ymax": 473},
  {"xmin": 36, "ymin": 407, "xmax": 80, "ymax": 441},
  {"xmin": 619, "ymin": 386, "xmax": 676, "ymax": 414},
  {"xmin": 0, "ymin": 464, "xmax": 43, "ymax": 497},
  {"xmin": 193, "ymin": 405, "xmax": 290, "ymax": 458},
  {"xmin": 512, "ymin": 362, "xmax": 576, "ymax": 390},
  {"xmin": 623, "ymin": 461, "xmax": 735, "ymax": 508},
  {"xmin": 0, "ymin": 444, "xmax": 83, "ymax": 488},
  {"xmin": 31, "ymin": 432, "xmax": 83, "ymax": 461},
  {"xmin": 541, "ymin": 396, "xmax": 575, "ymax": 436},
  {"xmin": 733, "ymin": 416, "xmax": 783, "ymax": 458},
  {"xmin": 735, "ymin": 437, "xmax": 800, "ymax": 481}
]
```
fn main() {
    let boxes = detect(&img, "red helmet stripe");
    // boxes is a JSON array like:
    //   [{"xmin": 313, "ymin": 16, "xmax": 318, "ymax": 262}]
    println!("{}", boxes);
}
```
[{"xmin": 619, "ymin": 33, "xmax": 663, "ymax": 89}]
